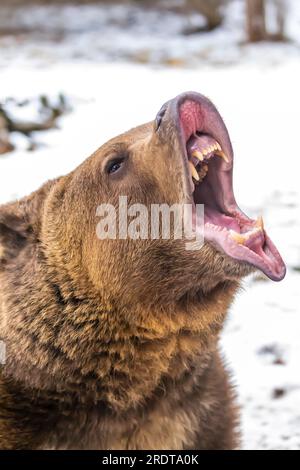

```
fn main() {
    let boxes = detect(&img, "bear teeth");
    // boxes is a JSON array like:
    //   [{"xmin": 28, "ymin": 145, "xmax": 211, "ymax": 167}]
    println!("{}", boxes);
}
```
[
  {"xmin": 229, "ymin": 218, "xmax": 265, "ymax": 245},
  {"xmin": 188, "ymin": 161, "xmax": 199, "ymax": 181}
]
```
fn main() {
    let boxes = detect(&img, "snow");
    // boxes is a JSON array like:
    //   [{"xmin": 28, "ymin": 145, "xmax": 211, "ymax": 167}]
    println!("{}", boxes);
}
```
[
  {"xmin": 0, "ymin": 0, "xmax": 300, "ymax": 68},
  {"xmin": 0, "ymin": 0, "xmax": 299, "ymax": 450}
]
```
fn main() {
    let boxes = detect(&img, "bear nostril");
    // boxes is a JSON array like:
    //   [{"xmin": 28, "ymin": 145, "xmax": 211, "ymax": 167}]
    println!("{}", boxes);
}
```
[{"xmin": 155, "ymin": 106, "xmax": 167, "ymax": 132}]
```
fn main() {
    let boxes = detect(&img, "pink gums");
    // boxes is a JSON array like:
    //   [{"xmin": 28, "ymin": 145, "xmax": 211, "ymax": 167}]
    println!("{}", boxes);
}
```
[{"xmin": 179, "ymin": 100, "xmax": 204, "ymax": 140}]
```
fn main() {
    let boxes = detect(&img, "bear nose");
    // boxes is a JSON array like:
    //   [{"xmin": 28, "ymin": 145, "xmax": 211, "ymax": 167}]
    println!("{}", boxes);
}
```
[{"xmin": 155, "ymin": 103, "xmax": 168, "ymax": 131}]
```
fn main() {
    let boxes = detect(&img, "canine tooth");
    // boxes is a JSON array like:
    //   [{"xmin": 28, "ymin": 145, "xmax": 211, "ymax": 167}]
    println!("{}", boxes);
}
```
[
  {"xmin": 255, "ymin": 216, "xmax": 264, "ymax": 230},
  {"xmin": 215, "ymin": 150, "xmax": 229, "ymax": 163},
  {"xmin": 191, "ymin": 150, "xmax": 204, "ymax": 161},
  {"xmin": 229, "ymin": 230, "xmax": 246, "ymax": 245},
  {"xmin": 188, "ymin": 161, "xmax": 199, "ymax": 181}
]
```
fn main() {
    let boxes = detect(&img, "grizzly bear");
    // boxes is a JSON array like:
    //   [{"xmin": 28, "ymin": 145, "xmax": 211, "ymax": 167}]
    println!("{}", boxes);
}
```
[{"xmin": 0, "ymin": 92, "xmax": 285, "ymax": 449}]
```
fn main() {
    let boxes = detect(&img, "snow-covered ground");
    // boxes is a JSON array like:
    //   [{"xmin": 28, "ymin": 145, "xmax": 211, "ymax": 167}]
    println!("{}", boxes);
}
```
[
  {"xmin": 0, "ymin": 0, "xmax": 300, "ymax": 68},
  {"xmin": 0, "ymin": 1, "xmax": 299, "ymax": 450}
]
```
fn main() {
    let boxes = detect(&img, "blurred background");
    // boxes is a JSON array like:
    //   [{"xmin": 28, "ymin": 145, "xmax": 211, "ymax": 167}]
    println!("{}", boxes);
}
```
[{"xmin": 0, "ymin": 0, "xmax": 299, "ymax": 450}]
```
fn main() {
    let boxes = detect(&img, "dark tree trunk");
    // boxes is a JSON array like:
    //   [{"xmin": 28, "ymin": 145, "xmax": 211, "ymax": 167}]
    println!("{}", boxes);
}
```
[
  {"xmin": 246, "ymin": 0, "xmax": 287, "ymax": 43},
  {"xmin": 246, "ymin": 0, "xmax": 267, "ymax": 42}
]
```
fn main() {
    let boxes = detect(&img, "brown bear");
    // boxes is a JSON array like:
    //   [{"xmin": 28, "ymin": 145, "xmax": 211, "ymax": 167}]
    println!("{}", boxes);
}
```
[{"xmin": 0, "ymin": 92, "xmax": 285, "ymax": 449}]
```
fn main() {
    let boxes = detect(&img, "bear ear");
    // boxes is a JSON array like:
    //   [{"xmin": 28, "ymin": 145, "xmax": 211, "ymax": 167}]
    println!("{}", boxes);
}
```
[
  {"xmin": 0, "ymin": 180, "xmax": 58, "ymax": 264},
  {"xmin": 0, "ymin": 207, "xmax": 29, "ymax": 263}
]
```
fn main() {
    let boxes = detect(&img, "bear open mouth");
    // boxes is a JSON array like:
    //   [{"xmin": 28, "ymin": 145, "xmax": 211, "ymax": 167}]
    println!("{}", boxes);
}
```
[{"xmin": 177, "ymin": 96, "xmax": 286, "ymax": 281}]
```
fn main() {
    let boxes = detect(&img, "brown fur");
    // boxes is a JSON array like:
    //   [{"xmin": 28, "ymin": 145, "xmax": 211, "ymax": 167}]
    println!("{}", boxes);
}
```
[{"xmin": 0, "ymin": 110, "xmax": 250, "ymax": 449}]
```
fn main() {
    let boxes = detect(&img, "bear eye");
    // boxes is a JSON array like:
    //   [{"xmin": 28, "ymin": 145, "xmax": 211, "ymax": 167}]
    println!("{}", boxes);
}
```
[{"xmin": 106, "ymin": 157, "xmax": 125, "ymax": 175}]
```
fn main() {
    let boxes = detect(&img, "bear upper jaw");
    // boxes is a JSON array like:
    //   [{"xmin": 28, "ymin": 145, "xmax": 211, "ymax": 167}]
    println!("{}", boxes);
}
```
[{"xmin": 157, "ymin": 92, "xmax": 286, "ymax": 282}]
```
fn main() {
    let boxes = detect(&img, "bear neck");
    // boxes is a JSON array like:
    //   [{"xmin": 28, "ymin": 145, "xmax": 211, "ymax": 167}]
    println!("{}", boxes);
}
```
[{"xmin": 3, "ymin": 244, "xmax": 238, "ymax": 414}]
